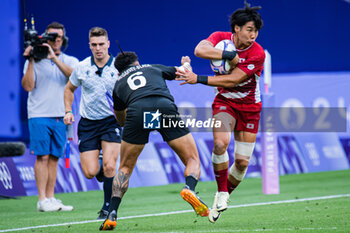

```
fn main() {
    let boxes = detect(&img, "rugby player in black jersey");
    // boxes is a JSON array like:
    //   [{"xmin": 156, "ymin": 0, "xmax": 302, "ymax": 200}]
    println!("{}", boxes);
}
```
[{"xmin": 99, "ymin": 52, "xmax": 209, "ymax": 230}]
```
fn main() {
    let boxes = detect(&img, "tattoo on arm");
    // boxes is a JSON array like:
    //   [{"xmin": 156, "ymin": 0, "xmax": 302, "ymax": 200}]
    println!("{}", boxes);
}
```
[{"xmin": 112, "ymin": 170, "xmax": 130, "ymax": 198}]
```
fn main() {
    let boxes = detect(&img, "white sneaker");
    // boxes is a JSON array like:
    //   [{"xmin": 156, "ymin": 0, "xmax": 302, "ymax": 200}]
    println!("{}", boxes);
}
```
[
  {"xmin": 50, "ymin": 198, "xmax": 74, "ymax": 211},
  {"xmin": 209, "ymin": 208, "xmax": 221, "ymax": 223},
  {"xmin": 37, "ymin": 198, "xmax": 61, "ymax": 212},
  {"xmin": 208, "ymin": 192, "xmax": 229, "ymax": 223},
  {"xmin": 215, "ymin": 192, "xmax": 229, "ymax": 211}
]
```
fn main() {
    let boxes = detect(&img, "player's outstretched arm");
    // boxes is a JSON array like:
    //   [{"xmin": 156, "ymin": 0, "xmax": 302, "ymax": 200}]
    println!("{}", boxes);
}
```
[{"xmin": 176, "ymin": 67, "xmax": 248, "ymax": 88}]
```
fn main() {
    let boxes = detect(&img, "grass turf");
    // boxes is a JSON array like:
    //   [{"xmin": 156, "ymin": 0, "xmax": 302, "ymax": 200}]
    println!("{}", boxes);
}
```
[{"xmin": 0, "ymin": 169, "xmax": 349, "ymax": 232}]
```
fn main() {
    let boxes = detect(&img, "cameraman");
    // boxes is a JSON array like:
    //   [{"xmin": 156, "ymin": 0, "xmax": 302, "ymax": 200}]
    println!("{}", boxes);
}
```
[{"xmin": 22, "ymin": 22, "xmax": 79, "ymax": 212}]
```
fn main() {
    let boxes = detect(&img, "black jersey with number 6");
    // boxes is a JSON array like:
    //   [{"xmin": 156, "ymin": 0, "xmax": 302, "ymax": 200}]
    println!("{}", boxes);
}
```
[{"xmin": 112, "ymin": 64, "xmax": 177, "ymax": 111}]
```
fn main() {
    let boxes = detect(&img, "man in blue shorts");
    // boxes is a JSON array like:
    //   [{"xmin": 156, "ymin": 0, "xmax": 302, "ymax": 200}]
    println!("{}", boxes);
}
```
[
  {"xmin": 22, "ymin": 22, "xmax": 78, "ymax": 211},
  {"xmin": 64, "ymin": 27, "xmax": 121, "ymax": 219}
]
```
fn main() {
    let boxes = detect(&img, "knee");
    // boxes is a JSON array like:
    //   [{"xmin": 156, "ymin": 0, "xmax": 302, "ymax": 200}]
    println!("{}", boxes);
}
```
[
  {"xmin": 213, "ymin": 140, "xmax": 229, "ymax": 155},
  {"xmin": 84, "ymin": 172, "xmax": 95, "ymax": 179},
  {"xmin": 229, "ymin": 161, "xmax": 248, "ymax": 182},
  {"xmin": 84, "ymin": 174, "xmax": 94, "ymax": 179},
  {"xmin": 103, "ymin": 162, "xmax": 116, "ymax": 177},
  {"xmin": 82, "ymin": 167, "xmax": 99, "ymax": 179},
  {"xmin": 235, "ymin": 159, "xmax": 249, "ymax": 171}
]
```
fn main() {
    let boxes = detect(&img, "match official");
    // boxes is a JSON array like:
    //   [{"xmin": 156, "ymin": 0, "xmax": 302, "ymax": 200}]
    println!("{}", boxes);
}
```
[{"xmin": 64, "ymin": 27, "xmax": 121, "ymax": 219}]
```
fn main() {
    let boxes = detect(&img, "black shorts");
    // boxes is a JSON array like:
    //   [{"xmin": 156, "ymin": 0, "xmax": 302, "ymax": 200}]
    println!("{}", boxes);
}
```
[
  {"xmin": 78, "ymin": 115, "xmax": 122, "ymax": 152},
  {"xmin": 122, "ymin": 96, "xmax": 190, "ymax": 144}
]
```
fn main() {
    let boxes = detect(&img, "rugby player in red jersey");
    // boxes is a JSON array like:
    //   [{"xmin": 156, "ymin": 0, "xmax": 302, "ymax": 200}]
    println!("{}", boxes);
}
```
[{"xmin": 176, "ymin": 1, "xmax": 265, "ymax": 223}]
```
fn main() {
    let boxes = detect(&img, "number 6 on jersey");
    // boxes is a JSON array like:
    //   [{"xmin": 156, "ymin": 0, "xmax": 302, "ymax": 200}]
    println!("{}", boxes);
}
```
[{"xmin": 127, "ymin": 71, "xmax": 146, "ymax": 90}]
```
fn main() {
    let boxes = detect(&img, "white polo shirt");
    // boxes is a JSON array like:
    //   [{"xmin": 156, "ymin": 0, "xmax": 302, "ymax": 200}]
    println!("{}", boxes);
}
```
[
  {"xmin": 23, "ymin": 53, "xmax": 79, "ymax": 119},
  {"xmin": 69, "ymin": 55, "xmax": 119, "ymax": 120}
]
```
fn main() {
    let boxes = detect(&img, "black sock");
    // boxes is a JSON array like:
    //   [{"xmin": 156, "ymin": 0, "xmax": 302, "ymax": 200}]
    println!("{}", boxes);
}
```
[
  {"xmin": 185, "ymin": 175, "xmax": 198, "ymax": 191},
  {"xmin": 102, "ymin": 177, "xmax": 113, "ymax": 211},
  {"xmin": 108, "ymin": 196, "xmax": 122, "ymax": 213}
]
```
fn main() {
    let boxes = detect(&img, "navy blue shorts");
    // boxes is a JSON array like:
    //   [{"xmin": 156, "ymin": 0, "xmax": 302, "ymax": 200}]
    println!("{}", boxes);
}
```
[
  {"xmin": 28, "ymin": 117, "xmax": 66, "ymax": 157},
  {"xmin": 78, "ymin": 116, "xmax": 122, "ymax": 152},
  {"xmin": 122, "ymin": 96, "xmax": 190, "ymax": 144}
]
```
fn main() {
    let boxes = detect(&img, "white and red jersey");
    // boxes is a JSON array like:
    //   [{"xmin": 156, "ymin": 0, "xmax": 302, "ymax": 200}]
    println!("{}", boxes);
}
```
[{"xmin": 206, "ymin": 31, "xmax": 265, "ymax": 104}]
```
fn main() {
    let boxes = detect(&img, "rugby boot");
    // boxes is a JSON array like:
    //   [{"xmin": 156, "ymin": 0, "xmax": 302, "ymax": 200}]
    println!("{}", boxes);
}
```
[
  {"xmin": 208, "ymin": 192, "xmax": 229, "ymax": 223},
  {"xmin": 180, "ymin": 186, "xmax": 209, "ymax": 217},
  {"xmin": 215, "ymin": 191, "xmax": 229, "ymax": 211},
  {"xmin": 99, "ymin": 210, "xmax": 117, "ymax": 231},
  {"xmin": 97, "ymin": 209, "xmax": 109, "ymax": 220},
  {"xmin": 209, "ymin": 208, "xmax": 221, "ymax": 223}
]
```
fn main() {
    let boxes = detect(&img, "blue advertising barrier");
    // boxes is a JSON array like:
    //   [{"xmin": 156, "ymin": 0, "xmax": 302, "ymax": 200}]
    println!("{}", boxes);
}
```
[
  {"xmin": 1, "ymin": 135, "xmax": 349, "ymax": 197},
  {"xmin": 293, "ymin": 133, "xmax": 349, "ymax": 172}
]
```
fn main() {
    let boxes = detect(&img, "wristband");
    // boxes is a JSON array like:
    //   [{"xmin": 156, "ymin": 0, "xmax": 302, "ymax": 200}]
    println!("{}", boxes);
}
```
[
  {"xmin": 197, "ymin": 75, "xmax": 208, "ymax": 85},
  {"xmin": 65, "ymin": 111, "xmax": 73, "ymax": 114},
  {"xmin": 222, "ymin": 50, "xmax": 237, "ymax": 60}
]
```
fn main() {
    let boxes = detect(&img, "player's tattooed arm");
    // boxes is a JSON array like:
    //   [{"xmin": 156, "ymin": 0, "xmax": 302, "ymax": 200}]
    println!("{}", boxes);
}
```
[{"xmin": 113, "ymin": 170, "xmax": 130, "ymax": 198}]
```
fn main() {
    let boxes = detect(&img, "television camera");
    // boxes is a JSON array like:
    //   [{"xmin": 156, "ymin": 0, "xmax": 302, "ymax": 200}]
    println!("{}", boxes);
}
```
[{"xmin": 24, "ymin": 16, "xmax": 58, "ymax": 60}]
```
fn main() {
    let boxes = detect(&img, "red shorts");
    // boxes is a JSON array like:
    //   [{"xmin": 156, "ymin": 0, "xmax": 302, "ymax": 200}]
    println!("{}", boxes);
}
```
[{"xmin": 212, "ymin": 94, "xmax": 262, "ymax": 133}]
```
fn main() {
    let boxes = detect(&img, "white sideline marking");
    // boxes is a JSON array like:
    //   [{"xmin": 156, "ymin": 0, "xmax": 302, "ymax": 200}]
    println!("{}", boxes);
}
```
[
  {"xmin": 159, "ymin": 227, "xmax": 338, "ymax": 232},
  {"xmin": 0, "ymin": 194, "xmax": 349, "ymax": 232}
]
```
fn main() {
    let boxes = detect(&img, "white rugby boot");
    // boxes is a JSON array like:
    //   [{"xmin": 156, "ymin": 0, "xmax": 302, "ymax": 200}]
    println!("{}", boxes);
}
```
[
  {"xmin": 215, "ymin": 191, "xmax": 229, "ymax": 211},
  {"xmin": 208, "ymin": 192, "xmax": 229, "ymax": 223}
]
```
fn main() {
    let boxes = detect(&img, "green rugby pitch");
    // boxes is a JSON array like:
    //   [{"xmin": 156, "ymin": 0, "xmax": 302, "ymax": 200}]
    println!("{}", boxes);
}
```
[{"xmin": 0, "ymin": 169, "xmax": 349, "ymax": 233}]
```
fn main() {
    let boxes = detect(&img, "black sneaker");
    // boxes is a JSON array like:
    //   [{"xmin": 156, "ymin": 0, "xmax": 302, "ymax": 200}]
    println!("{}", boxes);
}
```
[
  {"xmin": 99, "ymin": 210, "xmax": 117, "ymax": 231},
  {"xmin": 97, "ymin": 209, "xmax": 109, "ymax": 220}
]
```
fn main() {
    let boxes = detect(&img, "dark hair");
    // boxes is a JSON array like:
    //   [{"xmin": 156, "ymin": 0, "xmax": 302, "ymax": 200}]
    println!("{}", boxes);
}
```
[
  {"xmin": 46, "ymin": 21, "xmax": 65, "ymax": 33},
  {"xmin": 89, "ymin": 27, "xmax": 108, "ymax": 39},
  {"xmin": 230, "ymin": 1, "xmax": 263, "ymax": 33},
  {"xmin": 114, "ymin": 52, "xmax": 139, "ymax": 73}
]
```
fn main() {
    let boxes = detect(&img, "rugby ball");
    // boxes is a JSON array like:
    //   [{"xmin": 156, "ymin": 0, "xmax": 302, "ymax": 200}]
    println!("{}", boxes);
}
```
[{"xmin": 210, "ymin": 39, "xmax": 236, "ymax": 74}]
